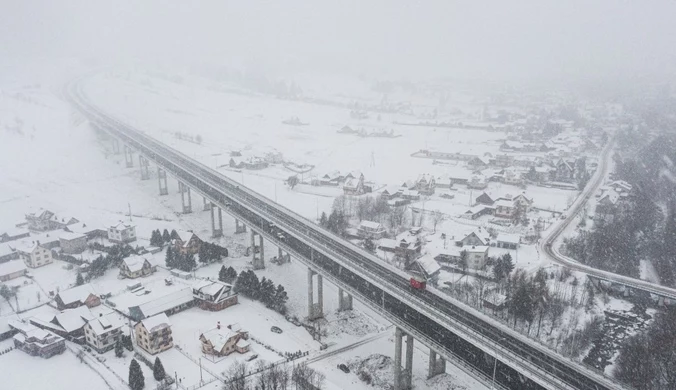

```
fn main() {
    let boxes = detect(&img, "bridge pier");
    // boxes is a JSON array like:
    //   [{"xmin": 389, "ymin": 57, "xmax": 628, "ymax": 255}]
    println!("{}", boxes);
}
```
[
  {"xmin": 307, "ymin": 269, "xmax": 324, "ymax": 320},
  {"xmin": 139, "ymin": 155, "xmax": 150, "ymax": 180},
  {"xmin": 210, "ymin": 203, "xmax": 223, "ymax": 238},
  {"xmin": 203, "ymin": 197, "xmax": 211, "ymax": 211},
  {"xmin": 111, "ymin": 138, "xmax": 120, "ymax": 154},
  {"xmin": 251, "ymin": 230, "xmax": 265, "ymax": 269},
  {"xmin": 179, "ymin": 182, "xmax": 192, "ymax": 213},
  {"xmin": 394, "ymin": 327, "xmax": 414, "ymax": 390},
  {"xmin": 235, "ymin": 219, "xmax": 247, "ymax": 234},
  {"xmin": 427, "ymin": 350, "xmax": 446, "ymax": 379},
  {"xmin": 157, "ymin": 167, "xmax": 168, "ymax": 195},
  {"xmin": 124, "ymin": 145, "xmax": 134, "ymax": 168},
  {"xmin": 338, "ymin": 288, "xmax": 353, "ymax": 311}
]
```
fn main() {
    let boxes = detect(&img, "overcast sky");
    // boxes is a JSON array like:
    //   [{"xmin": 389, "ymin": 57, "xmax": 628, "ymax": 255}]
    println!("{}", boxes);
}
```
[{"xmin": 2, "ymin": 1, "xmax": 676, "ymax": 84}]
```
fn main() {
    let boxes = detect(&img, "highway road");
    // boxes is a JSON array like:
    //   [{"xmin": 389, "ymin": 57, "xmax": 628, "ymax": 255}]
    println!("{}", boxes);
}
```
[
  {"xmin": 540, "ymin": 138, "xmax": 676, "ymax": 301},
  {"xmin": 67, "ymin": 79, "xmax": 628, "ymax": 390}
]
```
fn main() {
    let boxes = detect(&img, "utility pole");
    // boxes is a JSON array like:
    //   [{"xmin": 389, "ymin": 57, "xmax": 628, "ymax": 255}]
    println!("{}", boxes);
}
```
[
  {"xmin": 199, "ymin": 358, "xmax": 203, "ymax": 384},
  {"xmin": 128, "ymin": 203, "xmax": 132, "ymax": 221}
]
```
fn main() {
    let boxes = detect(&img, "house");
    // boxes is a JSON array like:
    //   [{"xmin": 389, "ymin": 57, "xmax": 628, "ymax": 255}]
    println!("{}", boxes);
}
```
[
  {"xmin": 483, "ymin": 291, "xmax": 507, "ymax": 311},
  {"xmin": 59, "ymin": 232, "xmax": 88, "ymax": 254},
  {"xmin": 84, "ymin": 313, "xmax": 124, "ymax": 353},
  {"xmin": 108, "ymin": 221, "xmax": 136, "ymax": 243},
  {"xmin": 343, "ymin": 173, "xmax": 366, "ymax": 195},
  {"xmin": 10, "ymin": 320, "xmax": 66, "ymax": 358},
  {"xmin": 413, "ymin": 255, "xmax": 441, "ymax": 282},
  {"xmin": 25, "ymin": 209, "xmax": 79, "ymax": 231},
  {"xmin": 29, "ymin": 306, "xmax": 96, "ymax": 341},
  {"xmin": 554, "ymin": 158, "xmax": 575, "ymax": 182},
  {"xmin": 377, "ymin": 238, "xmax": 398, "ymax": 253},
  {"xmin": 128, "ymin": 288, "xmax": 195, "ymax": 321},
  {"xmin": 395, "ymin": 238, "xmax": 422, "ymax": 261},
  {"xmin": 0, "ymin": 227, "xmax": 30, "ymax": 243},
  {"xmin": 16, "ymin": 241, "xmax": 52, "ymax": 268},
  {"xmin": 65, "ymin": 223, "xmax": 107, "ymax": 240},
  {"xmin": 502, "ymin": 169, "xmax": 523, "ymax": 186},
  {"xmin": 135, "ymin": 313, "xmax": 173, "ymax": 355},
  {"xmin": 465, "ymin": 246, "xmax": 489, "ymax": 269},
  {"xmin": 0, "ymin": 314, "xmax": 20, "ymax": 341},
  {"xmin": 119, "ymin": 255, "xmax": 155, "ymax": 279},
  {"xmin": 415, "ymin": 174, "xmax": 436, "ymax": 195},
  {"xmin": 172, "ymin": 230, "xmax": 202, "ymax": 255},
  {"xmin": 242, "ymin": 157, "xmax": 269, "ymax": 170},
  {"xmin": 400, "ymin": 189, "xmax": 420, "ymax": 201},
  {"xmin": 357, "ymin": 221, "xmax": 386, "ymax": 239},
  {"xmin": 192, "ymin": 280, "xmax": 238, "ymax": 311},
  {"xmin": 512, "ymin": 194, "xmax": 533, "ymax": 211},
  {"xmin": 0, "ymin": 260, "xmax": 27, "ymax": 282},
  {"xmin": 595, "ymin": 191, "xmax": 620, "ymax": 223},
  {"xmin": 462, "ymin": 205, "xmax": 494, "ymax": 220},
  {"xmin": 467, "ymin": 175, "xmax": 488, "ymax": 190},
  {"xmin": 0, "ymin": 243, "xmax": 18, "ymax": 263},
  {"xmin": 316, "ymin": 171, "xmax": 343, "ymax": 186},
  {"xmin": 55, "ymin": 284, "xmax": 101, "ymax": 310},
  {"xmin": 496, "ymin": 233, "xmax": 520, "ymax": 249},
  {"xmin": 466, "ymin": 156, "xmax": 489, "ymax": 170},
  {"xmin": 456, "ymin": 230, "xmax": 490, "ymax": 247},
  {"xmin": 200, "ymin": 323, "xmax": 250, "ymax": 357},
  {"xmin": 494, "ymin": 199, "xmax": 517, "ymax": 219},
  {"xmin": 475, "ymin": 192, "xmax": 494, "ymax": 206}
]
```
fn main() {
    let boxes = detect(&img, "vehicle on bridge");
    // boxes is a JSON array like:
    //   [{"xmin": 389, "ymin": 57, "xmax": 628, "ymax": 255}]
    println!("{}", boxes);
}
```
[{"xmin": 410, "ymin": 276, "xmax": 426, "ymax": 290}]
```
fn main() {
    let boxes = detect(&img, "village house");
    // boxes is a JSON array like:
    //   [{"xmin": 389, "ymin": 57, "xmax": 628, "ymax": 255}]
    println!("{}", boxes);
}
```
[
  {"xmin": 462, "ymin": 204, "xmax": 494, "ymax": 220},
  {"xmin": 394, "ymin": 237, "xmax": 422, "ymax": 261},
  {"xmin": 128, "ymin": 288, "xmax": 195, "ymax": 321},
  {"xmin": 55, "ymin": 284, "xmax": 101, "ymax": 310},
  {"xmin": 135, "ymin": 313, "xmax": 173, "ymax": 355},
  {"xmin": 496, "ymin": 233, "xmax": 520, "ymax": 249},
  {"xmin": 192, "ymin": 280, "xmax": 238, "ymax": 311},
  {"xmin": 313, "ymin": 171, "xmax": 343, "ymax": 186},
  {"xmin": 465, "ymin": 246, "xmax": 489, "ymax": 269},
  {"xmin": 0, "ymin": 243, "xmax": 19, "ymax": 263},
  {"xmin": 414, "ymin": 174, "xmax": 436, "ymax": 195},
  {"xmin": 553, "ymin": 158, "xmax": 575, "ymax": 182},
  {"xmin": 84, "ymin": 313, "xmax": 124, "ymax": 353},
  {"xmin": 59, "ymin": 232, "xmax": 88, "ymax": 254},
  {"xmin": 475, "ymin": 192, "xmax": 495, "ymax": 206},
  {"xmin": 400, "ymin": 189, "xmax": 420, "ymax": 201},
  {"xmin": 10, "ymin": 320, "xmax": 66, "ymax": 358},
  {"xmin": 25, "ymin": 209, "xmax": 79, "ymax": 232},
  {"xmin": 16, "ymin": 241, "xmax": 53, "ymax": 268},
  {"xmin": 357, "ymin": 221, "xmax": 386, "ymax": 239},
  {"xmin": 494, "ymin": 199, "xmax": 517, "ymax": 219},
  {"xmin": 467, "ymin": 175, "xmax": 488, "ymax": 190},
  {"xmin": 466, "ymin": 156, "xmax": 489, "ymax": 170},
  {"xmin": 108, "ymin": 221, "xmax": 136, "ymax": 243},
  {"xmin": 0, "ymin": 260, "xmax": 27, "ymax": 282},
  {"xmin": 172, "ymin": 230, "xmax": 202, "ymax": 255},
  {"xmin": 119, "ymin": 255, "xmax": 155, "ymax": 279},
  {"xmin": 456, "ymin": 230, "xmax": 490, "ymax": 247},
  {"xmin": 595, "ymin": 191, "xmax": 620, "ymax": 223},
  {"xmin": 0, "ymin": 227, "xmax": 30, "ymax": 243},
  {"xmin": 343, "ymin": 173, "xmax": 367, "ymax": 195},
  {"xmin": 200, "ymin": 323, "xmax": 250, "ymax": 357},
  {"xmin": 412, "ymin": 255, "xmax": 441, "ymax": 283},
  {"xmin": 0, "ymin": 314, "xmax": 20, "ymax": 341},
  {"xmin": 29, "ymin": 306, "xmax": 96, "ymax": 342}
]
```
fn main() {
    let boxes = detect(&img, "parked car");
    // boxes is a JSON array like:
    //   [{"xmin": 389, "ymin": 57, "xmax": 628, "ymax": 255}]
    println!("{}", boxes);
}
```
[
  {"xmin": 246, "ymin": 354, "xmax": 258, "ymax": 362},
  {"xmin": 96, "ymin": 356, "xmax": 106, "ymax": 363},
  {"xmin": 337, "ymin": 364, "xmax": 350, "ymax": 373},
  {"xmin": 270, "ymin": 326, "xmax": 283, "ymax": 334}
]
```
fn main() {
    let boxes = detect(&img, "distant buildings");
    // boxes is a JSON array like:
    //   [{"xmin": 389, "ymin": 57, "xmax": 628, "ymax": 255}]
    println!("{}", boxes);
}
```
[
  {"xmin": 0, "ymin": 260, "xmax": 27, "ymax": 282},
  {"xmin": 16, "ymin": 242, "xmax": 52, "ymax": 268},
  {"xmin": 25, "ymin": 209, "xmax": 79, "ymax": 232},
  {"xmin": 85, "ymin": 313, "xmax": 124, "ymax": 353},
  {"xmin": 10, "ymin": 320, "xmax": 66, "ymax": 358},
  {"xmin": 108, "ymin": 221, "xmax": 136, "ymax": 243},
  {"xmin": 192, "ymin": 280, "xmax": 238, "ymax": 311},
  {"xmin": 172, "ymin": 230, "xmax": 202, "ymax": 255},
  {"xmin": 200, "ymin": 323, "xmax": 249, "ymax": 357},
  {"xmin": 0, "ymin": 228, "xmax": 30, "ymax": 243},
  {"xmin": 128, "ymin": 288, "xmax": 195, "ymax": 321},
  {"xmin": 357, "ymin": 221, "xmax": 386, "ymax": 239},
  {"xmin": 59, "ymin": 232, "xmax": 87, "ymax": 254},
  {"xmin": 55, "ymin": 284, "xmax": 101, "ymax": 310},
  {"xmin": 135, "ymin": 313, "xmax": 173, "ymax": 355}
]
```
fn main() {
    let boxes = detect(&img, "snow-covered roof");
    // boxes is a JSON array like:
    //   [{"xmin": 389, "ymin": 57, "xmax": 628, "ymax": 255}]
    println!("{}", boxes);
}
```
[
  {"xmin": 15, "ymin": 241, "xmax": 40, "ymax": 254},
  {"xmin": 359, "ymin": 221, "xmax": 382, "ymax": 230},
  {"xmin": 0, "ymin": 314, "xmax": 20, "ymax": 334},
  {"xmin": 0, "ymin": 243, "xmax": 15, "ymax": 257},
  {"xmin": 201, "ymin": 327, "xmax": 240, "ymax": 352},
  {"xmin": 57, "ymin": 284, "xmax": 97, "ymax": 306},
  {"xmin": 378, "ymin": 238, "xmax": 398, "ymax": 250},
  {"xmin": 123, "ymin": 255, "xmax": 149, "ymax": 273},
  {"xmin": 55, "ymin": 306, "xmax": 95, "ymax": 333},
  {"xmin": 131, "ymin": 288, "xmax": 194, "ymax": 319},
  {"xmin": 110, "ymin": 221, "xmax": 135, "ymax": 231},
  {"xmin": 495, "ymin": 199, "xmax": 514, "ymax": 208},
  {"xmin": 174, "ymin": 230, "xmax": 198, "ymax": 247},
  {"xmin": 599, "ymin": 191, "xmax": 620, "ymax": 205},
  {"xmin": 496, "ymin": 233, "xmax": 520, "ymax": 244},
  {"xmin": 1, "ymin": 227, "xmax": 29, "ymax": 238},
  {"xmin": 59, "ymin": 232, "xmax": 87, "ymax": 241},
  {"xmin": 140, "ymin": 313, "xmax": 171, "ymax": 333},
  {"xmin": 0, "ymin": 260, "xmax": 26, "ymax": 277},
  {"xmin": 416, "ymin": 255, "xmax": 441, "ymax": 276},
  {"xmin": 466, "ymin": 245, "xmax": 489, "ymax": 253},
  {"xmin": 236, "ymin": 339, "xmax": 250, "ymax": 349},
  {"xmin": 87, "ymin": 313, "xmax": 124, "ymax": 336}
]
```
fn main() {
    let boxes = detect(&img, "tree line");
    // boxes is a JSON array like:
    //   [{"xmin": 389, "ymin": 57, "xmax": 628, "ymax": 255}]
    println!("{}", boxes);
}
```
[
  {"xmin": 234, "ymin": 270, "xmax": 289, "ymax": 315},
  {"xmin": 89, "ymin": 244, "xmax": 137, "ymax": 279},
  {"xmin": 223, "ymin": 360, "xmax": 324, "ymax": 390}
]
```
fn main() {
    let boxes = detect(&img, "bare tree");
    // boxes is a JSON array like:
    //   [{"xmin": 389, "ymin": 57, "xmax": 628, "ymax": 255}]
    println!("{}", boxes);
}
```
[
  {"xmin": 224, "ymin": 361, "xmax": 248, "ymax": 390},
  {"xmin": 431, "ymin": 209, "xmax": 445, "ymax": 233},
  {"xmin": 291, "ymin": 364, "xmax": 324, "ymax": 390}
]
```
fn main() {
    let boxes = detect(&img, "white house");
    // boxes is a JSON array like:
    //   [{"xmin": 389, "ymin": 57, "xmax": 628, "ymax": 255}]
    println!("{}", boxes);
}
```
[
  {"xmin": 108, "ymin": 221, "xmax": 136, "ymax": 243},
  {"xmin": 496, "ymin": 233, "xmax": 520, "ymax": 249},
  {"xmin": 84, "ymin": 313, "xmax": 124, "ymax": 353},
  {"xmin": 357, "ymin": 221, "xmax": 386, "ymax": 239},
  {"xmin": 16, "ymin": 242, "xmax": 52, "ymax": 268}
]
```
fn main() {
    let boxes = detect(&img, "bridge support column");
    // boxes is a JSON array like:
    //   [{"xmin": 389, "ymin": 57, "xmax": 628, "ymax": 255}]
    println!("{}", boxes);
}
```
[
  {"xmin": 235, "ymin": 219, "xmax": 247, "ymax": 234},
  {"xmin": 251, "ymin": 230, "xmax": 265, "ymax": 270},
  {"xmin": 394, "ymin": 327, "xmax": 413, "ymax": 390},
  {"xmin": 307, "ymin": 269, "xmax": 324, "ymax": 320},
  {"xmin": 203, "ymin": 197, "xmax": 212, "ymax": 211},
  {"xmin": 139, "ymin": 155, "xmax": 150, "ymax": 180},
  {"xmin": 124, "ymin": 145, "xmax": 134, "ymax": 168},
  {"xmin": 179, "ymin": 182, "xmax": 192, "ymax": 213},
  {"xmin": 157, "ymin": 167, "xmax": 168, "ymax": 196},
  {"xmin": 112, "ymin": 138, "xmax": 120, "ymax": 154},
  {"xmin": 338, "ymin": 288, "xmax": 353, "ymax": 311},
  {"xmin": 427, "ymin": 350, "xmax": 446, "ymax": 379},
  {"xmin": 210, "ymin": 204, "xmax": 223, "ymax": 238}
]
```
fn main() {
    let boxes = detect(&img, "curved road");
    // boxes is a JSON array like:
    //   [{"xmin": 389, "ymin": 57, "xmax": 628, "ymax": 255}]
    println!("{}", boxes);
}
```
[{"xmin": 540, "ymin": 138, "xmax": 676, "ymax": 300}]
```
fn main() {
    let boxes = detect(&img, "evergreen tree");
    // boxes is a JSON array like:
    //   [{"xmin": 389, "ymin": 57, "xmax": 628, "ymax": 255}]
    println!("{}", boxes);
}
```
[
  {"xmin": 183, "ymin": 253, "xmax": 197, "ymax": 271},
  {"xmin": 319, "ymin": 212, "xmax": 328, "ymax": 228},
  {"xmin": 363, "ymin": 238, "xmax": 376, "ymax": 253},
  {"xmin": 129, "ymin": 359, "xmax": 145, "ymax": 390},
  {"xmin": 153, "ymin": 357, "xmax": 166, "ymax": 381},
  {"xmin": 259, "ymin": 277, "xmax": 275, "ymax": 306},
  {"xmin": 165, "ymin": 246, "xmax": 175, "ymax": 268},
  {"xmin": 218, "ymin": 265, "xmax": 228, "ymax": 282},
  {"xmin": 114, "ymin": 339, "xmax": 124, "ymax": 358},
  {"xmin": 501, "ymin": 253, "xmax": 515, "ymax": 277},
  {"xmin": 221, "ymin": 266, "xmax": 237, "ymax": 283},
  {"xmin": 162, "ymin": 229, "xmax": 171, "ymax": 243},
  {"xmin": 272, "ymin": 284, "xmax": 288, "ymax": 314},
  {"xmin": 198, "ymin": 243, "xmax": 210, "ymax": 264},
  {"xmin": 170, "ymin": 229, "xmax": 179, "ymax": 240},
  {"xmin": 150, "ymin": 230, "xmax": 163, "ymax": 247},
  {"xmin": 122, "ymin": 334, "xmax": 134, "ymax": 351},
  {"xmin": 75, "ymin": 273, "xmax": 84, "ymax": 286}
]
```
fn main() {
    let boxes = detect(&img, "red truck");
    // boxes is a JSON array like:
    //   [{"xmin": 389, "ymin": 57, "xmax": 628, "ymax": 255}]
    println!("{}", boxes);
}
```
[{"xmin": 409, "ymin": 276, "xmax": 427, "ymax": 290}]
